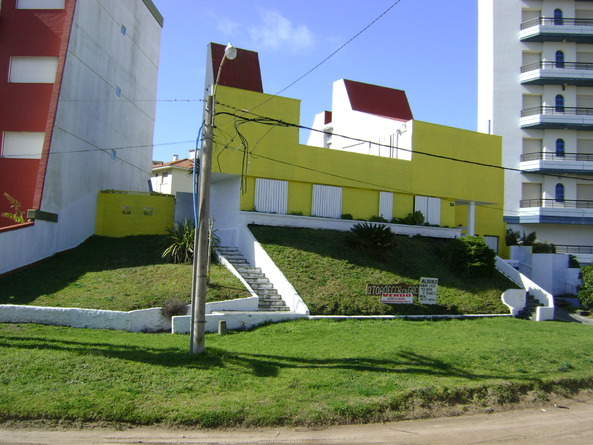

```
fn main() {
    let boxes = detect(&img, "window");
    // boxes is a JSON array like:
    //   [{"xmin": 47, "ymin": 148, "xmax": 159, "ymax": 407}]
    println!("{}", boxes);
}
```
[
  {"xmin": 554, "ymin": 8, "xmax": 563, "ymax": 25},
  {"xmin": 1, "ymin": 132, "xmax": 44, "ymax": 159},
  {"xmin": 16, "ymin": 0, "xmax": 64, "ymax": 8},
  {"xmin": 9, "ymin": 57, "xmax": 58, "ymax": 83},
  {"xmin": 555, "ymin": 94, "xmax": 565, "ymax": 112},
  {"xmin": 255, "ymin": 178, "xmax": 288, "ymax": 214},
  {"xmin": 555, "ymin": 138, "xmax": 565, "ymax": 157},
  {"xmin": 555, "ymin": 183, "xmax": 565, "ymax": 202},
  {"xmin": 555, "ymin": 50, "xmax": 564, "ymax": 69},
  {"xmin": 312, "ymin": 184, "xmax": 342, "ymax": 218}
]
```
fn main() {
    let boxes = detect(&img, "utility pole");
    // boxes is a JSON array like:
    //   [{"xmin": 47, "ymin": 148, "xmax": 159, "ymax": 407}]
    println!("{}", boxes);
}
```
[{"xmin": 190, "ymin": 44, "xmax": 236, "ymax": 354}]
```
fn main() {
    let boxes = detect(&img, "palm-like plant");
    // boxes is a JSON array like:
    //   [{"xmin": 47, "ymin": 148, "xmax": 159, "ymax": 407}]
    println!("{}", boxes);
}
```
[
  {"xmin": 347, "ymin": 222, "xmax": 395, "ymax": 261},
  {"xmin": 162, "ymin": 219, "xmax": 195, "ymax": 264}
]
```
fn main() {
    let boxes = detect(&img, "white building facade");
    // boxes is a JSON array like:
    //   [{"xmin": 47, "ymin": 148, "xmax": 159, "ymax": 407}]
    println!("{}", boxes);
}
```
[
  {"xmin": 0, "ymin": 0, "xmax": 162, "ymax": 275},
  {"xmin": 478, "ymin": 0, "xmax": 593, "ymax": 264}
]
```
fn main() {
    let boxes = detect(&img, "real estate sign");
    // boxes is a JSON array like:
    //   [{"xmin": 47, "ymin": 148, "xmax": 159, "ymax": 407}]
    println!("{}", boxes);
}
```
[
  {"xmin": 367, "ymin": 278, "xmax": 438, "ymax": 305},
  {"xmin": 418, "ymin": 277, "xmax": 438, "ymax": 305}
]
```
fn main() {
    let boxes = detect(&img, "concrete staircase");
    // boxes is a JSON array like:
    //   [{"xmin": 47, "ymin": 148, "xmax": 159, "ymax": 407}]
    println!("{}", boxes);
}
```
[
  {"xmin": 216, "ymin": 246, "xmax": 290, "ymax": 312},
  {"xmin": 518, "ymin": 294, "xmax": 543, "ymax": 320}
]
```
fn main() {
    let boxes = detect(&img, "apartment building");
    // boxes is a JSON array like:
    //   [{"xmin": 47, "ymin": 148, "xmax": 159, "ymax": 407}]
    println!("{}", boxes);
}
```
[
  {"xmin": 478, "ymin": 0, "xmax": 593, "ymax": 264},
  {"xmin": 0, "ymin": 0, "xmax": 162, "ymax": 274}
]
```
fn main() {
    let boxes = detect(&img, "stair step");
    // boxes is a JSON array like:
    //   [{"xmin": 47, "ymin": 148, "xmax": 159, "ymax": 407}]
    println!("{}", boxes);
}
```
[{"xmin": 218, "ymin": 246, "xmax": 290, "ymax": 313}]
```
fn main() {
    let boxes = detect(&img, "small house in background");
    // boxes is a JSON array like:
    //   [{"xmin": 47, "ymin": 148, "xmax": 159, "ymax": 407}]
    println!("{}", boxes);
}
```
[
  {"xmin": 150, "ymin": 155, "xmax": 195, "ymax": 195},
  {"xmin": 0, "ymin": 0, "xmax": 163, "ymax": 275}
]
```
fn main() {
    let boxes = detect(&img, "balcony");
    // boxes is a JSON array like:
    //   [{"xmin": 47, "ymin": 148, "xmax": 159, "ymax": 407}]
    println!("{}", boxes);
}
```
[
  {"xmin": 520, "ymin": 17, "xmax": 593, "ymax": 42},
  {"xmin": 520, "ymin": 152, "xmax": 593, "ymax": 174},
  {"xmin": 520, "ymin": 106, "xmax": 593, "ymax": 129},
  {"xmin": 520, "ymin": 61, "xmax": 593, "ymax": 86},
  {"xmin": 512, "ymin": 199, "xmax": 593, "ymax": 225}
]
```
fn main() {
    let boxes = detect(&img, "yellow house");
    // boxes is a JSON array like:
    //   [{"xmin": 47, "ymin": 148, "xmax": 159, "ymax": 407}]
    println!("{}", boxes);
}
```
[{"xmin": 204, "ymin": 43, "xmax": 505, "ymax": 255}]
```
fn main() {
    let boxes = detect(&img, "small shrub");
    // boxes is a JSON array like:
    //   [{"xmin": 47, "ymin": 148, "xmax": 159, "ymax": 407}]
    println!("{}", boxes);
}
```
[
  {"xmin": 439, "ymin": 236, "xmax": 495, "ymax": 277},
  {"xmin": 341, "ymin": 213, "xmax": 353, "ymax": 220},
  {"xmin": 368, "ymin": 215, "xmax": 388, "ymax": 223},
  {"xmin": 1, "ymin": 193, "xmax": 26, "ymax": 224},
  {"xmin": 289, "ymin": 211, "xmax": 303, "ymax": 216},
  {"xmin": 346, "ymin": 223, "xmax": 395, "ymax": 261},
  {"xmin": 392, "ymin": 211, "xmax": 425, "ymax": 226},
  {"xmin": 579, "ymin": 264, "xmax": 593, "ymax": 309},
  {"xmin": 161, "ymin": 298, "xmax": 189, "ymax": 319},
  {"xmin": 569, "ymin": 255, "xmax": 580, "ymax": 268},
  {"xmin": 532, "ymin": 241, "xmax": 555, "ymax": 253},
  {"xmin": 506, "ymin": 228, "xmax": 520, "ymax": 246},
  {"xmin": 462, "ymin": 236, "xmax": 496, "ymax": 277}
]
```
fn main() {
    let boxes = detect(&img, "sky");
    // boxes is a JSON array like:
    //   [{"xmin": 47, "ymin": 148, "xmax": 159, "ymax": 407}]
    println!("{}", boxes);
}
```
[{"xmin": 150, "ymin": 0, "xmax": 478, "ymax": 163}]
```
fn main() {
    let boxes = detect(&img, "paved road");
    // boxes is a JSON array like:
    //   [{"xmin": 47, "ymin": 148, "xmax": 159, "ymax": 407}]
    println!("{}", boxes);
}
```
[{"xmin": 2, "ymin": 397, "xmax": 593, "ymax": 444}]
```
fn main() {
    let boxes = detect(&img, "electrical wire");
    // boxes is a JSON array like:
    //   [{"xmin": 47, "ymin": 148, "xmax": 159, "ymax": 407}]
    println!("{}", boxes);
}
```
[{"xmin": 215, "ymin": 103, "xmax": 593, "ymax": 184}]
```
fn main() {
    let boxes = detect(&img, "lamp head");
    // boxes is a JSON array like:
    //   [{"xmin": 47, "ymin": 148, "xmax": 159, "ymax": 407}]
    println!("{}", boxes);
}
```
[{"xmin": 224, "ymin": 43, "xmax": 237, "ymax": 61}]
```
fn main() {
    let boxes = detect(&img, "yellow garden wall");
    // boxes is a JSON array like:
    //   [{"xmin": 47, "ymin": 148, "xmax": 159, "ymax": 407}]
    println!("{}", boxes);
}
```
[{"xmin": 95, "ymin": 191, "xmax": 175, "ymax": 237}]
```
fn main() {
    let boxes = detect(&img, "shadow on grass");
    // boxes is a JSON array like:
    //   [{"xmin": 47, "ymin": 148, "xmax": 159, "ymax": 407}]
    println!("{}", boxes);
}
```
[
  {"xmin": 0, "ymin": 235, "xmax": 169, "ymax": 305},
  {"xmin": 0, "ymin": 333, "xmax": 530, "ymax": 383}
]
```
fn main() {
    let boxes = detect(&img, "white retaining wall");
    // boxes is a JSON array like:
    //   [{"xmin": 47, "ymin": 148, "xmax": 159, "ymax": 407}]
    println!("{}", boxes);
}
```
[
  {"xmin": 171, "ymin": 311, "xmax": 308, "ymax": 334},
  {"xmin": 0, "ymin": 297, "xmax": 260, "ymax": 333},
  {"xmin": 242, "ymin": 212, "xmax": 462, "ymax": 239}
]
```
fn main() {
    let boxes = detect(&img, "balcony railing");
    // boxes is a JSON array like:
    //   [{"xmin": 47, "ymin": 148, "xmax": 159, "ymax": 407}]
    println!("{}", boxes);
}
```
[
  {"xmin": 521, "ymin": 17, "xmax": 593, "ymax": 30},
  {"xmin": 521, "ymin": 152, "xmax": 593, "ymax": 162},
  {"xmin": 521, "ymin": 61, "xmax": 593, "ymax": 73},
  {"xmin": 520, "ymin": 199, "xmax": 593, "ymax": 208},
  {"xmin": 521, "ymin": 106, "xmax": 593, "ymax": 117},
  {"xmin": 555, "ymin": 245, "xmax": 593, "ymax": 255}
]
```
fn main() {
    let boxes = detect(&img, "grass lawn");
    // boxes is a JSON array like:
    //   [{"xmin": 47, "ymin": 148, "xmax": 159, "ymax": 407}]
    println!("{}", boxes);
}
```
[
  {"xmin": 250, "ymin": 225, "xmax": 514, "ymax": 315},
  {"xmin": 0, "ymin": 235, "xmax": 250, "ymax": 311},
  {"xmin": 1, "ymin": 318, "xmax": 592, "ymax": 427}
]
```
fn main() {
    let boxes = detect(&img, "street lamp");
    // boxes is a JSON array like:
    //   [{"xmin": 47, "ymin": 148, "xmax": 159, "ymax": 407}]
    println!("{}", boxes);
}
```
[{"xmin": 190, "ymin": 43, "xmax": 237, "ymax": 354}]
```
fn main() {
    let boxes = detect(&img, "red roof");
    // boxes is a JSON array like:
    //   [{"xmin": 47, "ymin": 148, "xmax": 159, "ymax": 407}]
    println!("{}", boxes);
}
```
[
  {"xmin": 152, "ymin": 159, "xmax": 194, "ymax": 170},
  {"xmin": 343, "ymin": 79, "xmax": 413, "ymax": 121},
  {"xmin": 210, "ymin": 43, "xmax": 263, "ymax": 93}
]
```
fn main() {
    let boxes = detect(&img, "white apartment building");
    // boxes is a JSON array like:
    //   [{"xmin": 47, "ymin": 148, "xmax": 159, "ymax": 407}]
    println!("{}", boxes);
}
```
[{"xmin": 478, "ymin": 0, "xmax": 593, "ymax": 264}]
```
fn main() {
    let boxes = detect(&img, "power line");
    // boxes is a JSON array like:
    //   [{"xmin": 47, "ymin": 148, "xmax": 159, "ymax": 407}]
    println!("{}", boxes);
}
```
[{"xmin": 215, "ymin": 103, "xmax": 593, "ymax": 184}]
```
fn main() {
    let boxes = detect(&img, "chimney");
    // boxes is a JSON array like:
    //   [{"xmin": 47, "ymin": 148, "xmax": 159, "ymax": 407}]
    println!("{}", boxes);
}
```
[{"xmin": 173, "ymin": 154, "xmax": 179, "ymax": 162}]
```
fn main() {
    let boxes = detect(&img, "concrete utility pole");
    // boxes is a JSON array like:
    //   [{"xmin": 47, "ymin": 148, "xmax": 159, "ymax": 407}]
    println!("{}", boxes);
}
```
[{"xmin": 190, "ymin": 43, "xmax": 236, "ymax": 354}]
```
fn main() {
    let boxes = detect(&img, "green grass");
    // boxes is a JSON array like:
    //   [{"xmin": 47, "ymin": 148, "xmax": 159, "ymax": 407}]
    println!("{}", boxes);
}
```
[
  {"xmin": 0, "ymin": 235, "xmax": 250, "ymax": 311},
  {"xmin": 1, "ymin": 318, "xmax": 593, "ymax": 427},
  {"xmin": 249, "ymin": 226, "xmax": 513, "ymax": 315}
]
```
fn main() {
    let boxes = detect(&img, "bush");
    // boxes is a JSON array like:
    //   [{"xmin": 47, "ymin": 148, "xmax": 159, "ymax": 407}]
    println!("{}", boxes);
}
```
[
  {"xmin": 368, "ymin": 215, "xmax": 388, "ymax": 223},
  {"xmin": 462, "ymin": 236, "xmax": 496, "ymax": 277},
  {"xmin": 161, "ymin": 298, "xmax": 188, "ymax": 319},
  {"xmin": 579, "ymin": 265, "xmax": 593, "ymax": 309},
  {"xmin": 341, "ymin": 213, "xmax": 353, "ymax": 220},
  {"xmin": 439, "ymin": 236, "xmax": 495, "ymax": 277},
  {"xmin": 532, "ymin": 241, "xmax": 555, "ymax": 253},
  {"xmin": 347, "ymin": 223, "xmax": 395, "ymax": 261},
  {"xmin": 391, "ymin": 211, "xmax": 425, "ymax": 226}
]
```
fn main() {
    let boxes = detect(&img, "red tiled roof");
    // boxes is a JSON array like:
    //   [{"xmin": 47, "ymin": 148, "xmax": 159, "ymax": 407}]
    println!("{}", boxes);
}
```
[
  {"xmin": 343, "ymin": 79, "xmax": 413, "ymax": 121},
  {"xmin": 210, "ymin": 43, "xmax": 263, "ymax": 93},
  {"xmin": 152, "ymin": 159, "xmax": 194, "ymax": 169}
]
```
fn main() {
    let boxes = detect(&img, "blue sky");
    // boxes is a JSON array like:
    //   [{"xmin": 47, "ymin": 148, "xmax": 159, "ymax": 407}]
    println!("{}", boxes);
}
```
[{"xmin": 151, "ymin": 0, "xmax": 478, "ymax": 162}]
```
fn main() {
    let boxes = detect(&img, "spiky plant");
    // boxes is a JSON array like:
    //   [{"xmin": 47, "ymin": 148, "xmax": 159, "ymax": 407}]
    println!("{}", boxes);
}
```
[{"xmin": 162, "ymin": 219, "xmax": 195, "ymax": 264}]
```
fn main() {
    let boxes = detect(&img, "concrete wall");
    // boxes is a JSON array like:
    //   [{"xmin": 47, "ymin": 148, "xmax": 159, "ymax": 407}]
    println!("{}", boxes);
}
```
[{"xmin": 95, "ymin": 191, "xmax": 174, "ymax": 237}]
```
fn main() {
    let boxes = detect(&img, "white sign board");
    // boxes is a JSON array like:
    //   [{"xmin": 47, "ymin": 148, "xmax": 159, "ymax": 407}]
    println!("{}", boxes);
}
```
[{"xmin": 418, "ymin": 277, "xmax": 438, "ymax": 305}]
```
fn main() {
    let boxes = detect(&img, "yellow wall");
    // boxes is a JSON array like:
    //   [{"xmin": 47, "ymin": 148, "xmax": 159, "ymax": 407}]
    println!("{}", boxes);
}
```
[
  {"xmin": 96, "ymin": 191, "xmax": 175, "ymax": 237},
  {"xmin": 213, "ymin": 85, "xmax": 505, "ymax": 245}
]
